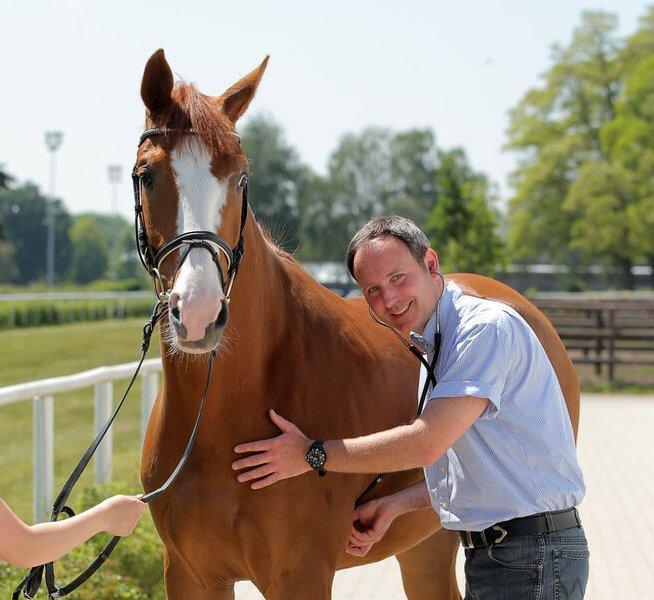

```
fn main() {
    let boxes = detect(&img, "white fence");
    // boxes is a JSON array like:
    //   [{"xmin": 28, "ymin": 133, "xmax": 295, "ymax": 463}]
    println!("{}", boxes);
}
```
[{"xmin": 0, "ymin": 359, "xmax": 162, "ymax": 523}]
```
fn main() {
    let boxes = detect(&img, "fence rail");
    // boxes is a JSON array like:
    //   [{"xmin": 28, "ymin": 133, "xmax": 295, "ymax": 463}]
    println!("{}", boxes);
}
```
[
  {"xmin": 0, "ymin": 359, "xmax": 162, "ymax": 522},
  {"xmin": 531, "ymin": 296, "xmax": 654, "ymax": 381}
]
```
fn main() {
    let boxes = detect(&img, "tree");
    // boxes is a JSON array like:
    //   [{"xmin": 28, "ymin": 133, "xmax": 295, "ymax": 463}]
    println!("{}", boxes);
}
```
[
  {"xmin": 74, "ymin": 212, "xmax": 133, "ymax": 279},
  {"xmin": 505, "ymin": 11, "xmax": 623, "ymax": 274},
  {"xmin": 0, "ymin": 164, "xmax": 12, "ymax": 190},
  {"xmin": 601, "ymin": 9, "xmax": 654, "ymax": 286},
  {"xmin": 240, "ymin": 114, "xmax": 306, "ymax": 252},
  {"xmin": 69, "ymin": 216, "xmax": 109, "ymax": 284},
  {"xmin": 425, "ymin": 148, "xmax": 504, "ymax": 275},
  {"xmin": 0, "ymin": 182, "xmax": 72, "ymax": 284}
]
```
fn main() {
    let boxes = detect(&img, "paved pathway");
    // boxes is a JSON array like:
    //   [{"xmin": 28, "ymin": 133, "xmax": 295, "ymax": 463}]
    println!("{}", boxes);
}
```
[{"xmin": 235, "ymin": 394, "xmax": 654, "ymax": 599}]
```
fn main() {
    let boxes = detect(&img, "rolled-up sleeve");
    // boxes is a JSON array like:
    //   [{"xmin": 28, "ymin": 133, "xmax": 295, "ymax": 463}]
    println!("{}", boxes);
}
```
[{"xmin": 429, "ymin": 320, "xmax": 513, "ymax": 420}]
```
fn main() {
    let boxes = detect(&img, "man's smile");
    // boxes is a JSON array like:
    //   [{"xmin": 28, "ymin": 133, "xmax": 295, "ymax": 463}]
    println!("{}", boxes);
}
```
[{"xmin": 390, "ymin": 301, "xmax": 411, "ymax": 318}]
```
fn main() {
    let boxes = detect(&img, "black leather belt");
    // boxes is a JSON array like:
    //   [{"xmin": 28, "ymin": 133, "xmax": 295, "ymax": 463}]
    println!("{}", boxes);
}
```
[{"xmin": 458, "ymin": 507, "xmax": 581, "ymax": 549}]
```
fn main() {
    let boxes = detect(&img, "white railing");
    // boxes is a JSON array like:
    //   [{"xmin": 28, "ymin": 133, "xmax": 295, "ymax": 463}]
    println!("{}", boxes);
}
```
[{"xmin": 0, "ymin": 359, "xmax": 162, "ymax": 523}]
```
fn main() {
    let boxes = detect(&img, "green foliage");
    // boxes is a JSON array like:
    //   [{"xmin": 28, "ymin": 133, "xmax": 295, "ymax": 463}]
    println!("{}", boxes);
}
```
[
  {"xmin": 505, "ymin": 12, "xmax": 621, "ymax": 260},
  {"xmin": 69, "ymin": 216, "xmax": 110, "ymax": 284},
  {"xmin": 506, "ymin": 7, "xmax": 654, "ymax": 288},
  {"xmin": 425, "ymin": 149, "xmax": 504, "ymax": 275},
  {"xmin": 241, "ymin": 113, "xmax": 305, "ymax": 251},
  {"xmin": 0, "ymin": 183, "xmax": 73, "ymax": 284},
  {"xmin": 0, "ymin": 164, "xmax": 12, "ymax": 190},
  {"xmin": 0, "ymin": 297, "xmax": 154, "ymax": 330}
]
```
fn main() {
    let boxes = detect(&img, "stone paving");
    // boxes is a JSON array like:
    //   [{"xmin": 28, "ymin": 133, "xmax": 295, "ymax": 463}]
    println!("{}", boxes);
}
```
[{"xmin": 235, "ymin": 394, "xmax": 654, "ymax": 599}]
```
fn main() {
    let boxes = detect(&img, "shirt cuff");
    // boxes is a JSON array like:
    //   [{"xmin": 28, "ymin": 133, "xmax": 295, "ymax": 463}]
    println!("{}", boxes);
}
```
[{"xmin": 429, "ymin": 380, "xmax": 501, "ymax": 420}]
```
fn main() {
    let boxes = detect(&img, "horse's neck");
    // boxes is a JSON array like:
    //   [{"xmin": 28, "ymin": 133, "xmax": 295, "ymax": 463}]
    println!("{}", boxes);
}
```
[{"xmin": 159, "ymin": 217, "xmax": 310, "ymax": 410}]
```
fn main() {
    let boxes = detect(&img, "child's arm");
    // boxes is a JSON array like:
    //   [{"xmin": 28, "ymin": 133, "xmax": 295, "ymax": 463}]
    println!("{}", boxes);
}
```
[{"xmin": 0, "ymin": 495, "xmax": 147, "ymax": 568}]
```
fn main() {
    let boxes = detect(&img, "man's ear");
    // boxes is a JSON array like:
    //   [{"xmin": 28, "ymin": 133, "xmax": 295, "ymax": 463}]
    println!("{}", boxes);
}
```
[{"xmin": 424, "ymin": 248, "xmax": 440, "ymax": 274}]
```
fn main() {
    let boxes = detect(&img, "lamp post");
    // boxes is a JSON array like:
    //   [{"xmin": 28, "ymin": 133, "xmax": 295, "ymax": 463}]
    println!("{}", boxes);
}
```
[
  {"xmin": 107, "ymin": 165, "xmax": 123, "ymax": 277},
  {"xmin": 44, "ymin": 131, "xmax": 64, "ymax": 287}
]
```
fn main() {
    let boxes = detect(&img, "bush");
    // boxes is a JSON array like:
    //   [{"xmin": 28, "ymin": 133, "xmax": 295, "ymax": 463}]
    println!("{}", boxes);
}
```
[{"xmin": 0, "ymin": 298, "xmax": 155, "ymax": 330}]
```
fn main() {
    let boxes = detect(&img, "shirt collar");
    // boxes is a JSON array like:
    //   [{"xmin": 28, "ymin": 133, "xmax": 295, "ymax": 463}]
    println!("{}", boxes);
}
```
[{"xmin": 410, "ymin": 281, "xmax": 457, "ymax": 355}]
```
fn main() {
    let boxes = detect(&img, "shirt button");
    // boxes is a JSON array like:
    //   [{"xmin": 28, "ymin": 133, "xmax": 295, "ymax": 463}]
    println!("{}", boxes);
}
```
[
  {"xmin": 440, "ymin": 466, "xmax": 446, "ymax": 475},
  {"xmin": 440, "ymin": 501, "xmax": 448, "ymax": 509}
]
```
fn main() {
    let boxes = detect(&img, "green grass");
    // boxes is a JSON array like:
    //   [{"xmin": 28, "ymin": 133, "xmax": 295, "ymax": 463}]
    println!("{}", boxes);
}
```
[{"xmin": 0, "ymin": 319, "xmax": 164, "ymax": 597}]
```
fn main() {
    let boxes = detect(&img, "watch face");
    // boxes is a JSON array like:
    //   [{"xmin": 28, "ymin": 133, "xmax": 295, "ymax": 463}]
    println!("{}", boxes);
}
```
[{"xmin": 307, "ymin": 445, "xmax": 326, "ymax": 469}]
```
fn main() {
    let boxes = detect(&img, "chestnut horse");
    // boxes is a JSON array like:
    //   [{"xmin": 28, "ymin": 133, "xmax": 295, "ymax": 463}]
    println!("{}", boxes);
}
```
[{"xmin": 137, "ymin": 50, "xmax": 579, "ymax": 599}]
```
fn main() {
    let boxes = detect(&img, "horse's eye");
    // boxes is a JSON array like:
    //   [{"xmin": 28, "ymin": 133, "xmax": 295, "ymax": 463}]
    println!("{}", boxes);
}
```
[{"xmin": 141, "ymin": 171, "xmax": 154, "ymax": 191}]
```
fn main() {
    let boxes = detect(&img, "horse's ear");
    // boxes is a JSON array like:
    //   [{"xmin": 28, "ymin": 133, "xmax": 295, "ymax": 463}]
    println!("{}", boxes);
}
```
[
  {"xmin": 219, "ymin": 56, "xmax": 269, "ymax": 123},
  {"xmin": 141, "ymin": 49, "xmax": 174, "ymax": 115}
]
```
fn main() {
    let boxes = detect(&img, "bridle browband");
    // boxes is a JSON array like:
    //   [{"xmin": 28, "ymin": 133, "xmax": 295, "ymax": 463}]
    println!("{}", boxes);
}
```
[{"xmin": 14, "ymin": 128, "xmax": 247, "ymax": 599}]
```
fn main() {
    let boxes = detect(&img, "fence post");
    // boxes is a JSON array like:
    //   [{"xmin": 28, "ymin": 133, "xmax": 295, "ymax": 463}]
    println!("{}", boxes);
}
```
[
  {"xmin": 141, "ymin": 371, "xmax": 159, "ymax": 443},
  {"xmin": 94, "ymin": 381, "xmax": 113, "ymax": 485},
  {"xmin": 33, "ymin": 395, "xmax": 53, "ymax": 523}
]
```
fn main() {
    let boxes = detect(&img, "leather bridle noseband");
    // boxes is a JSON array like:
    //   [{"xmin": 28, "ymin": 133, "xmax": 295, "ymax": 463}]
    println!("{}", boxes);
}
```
[{"xmin": 14, "ymin": 128, "xmax": 248, "ymax": 599}]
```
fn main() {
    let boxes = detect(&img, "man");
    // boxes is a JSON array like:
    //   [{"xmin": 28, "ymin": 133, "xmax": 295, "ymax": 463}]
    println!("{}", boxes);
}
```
[{"xmin": 232, "ymin": 216, "xmax": 588, "ymax": 598}]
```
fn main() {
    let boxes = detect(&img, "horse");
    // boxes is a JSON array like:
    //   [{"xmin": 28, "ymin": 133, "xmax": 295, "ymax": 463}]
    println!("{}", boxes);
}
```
[{"xmin": 137, "ymin": 49, "xmax": 580, "ymax": 599}]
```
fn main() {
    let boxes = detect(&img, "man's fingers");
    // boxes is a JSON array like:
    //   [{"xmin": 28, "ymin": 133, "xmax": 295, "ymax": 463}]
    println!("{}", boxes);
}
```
[
  {"xmin": 346, "ymin": 543, "xmax": 371, "ymax": 557},
  {"xmin": 232, "ymin": 453, "xmax": 270, "ymax": 471},
  {"xmin": 234, "ymin": 438, "xmax": 275, "ymax": 454},
  {"xmin": 269, "ymin": 409, "xmax": 297, "ymax": 433},
  {"xmin": 349, "ymin": 527, "xmax": 377, "ymax": 545},
  {"xmin": 237, "ymin": 464, "xmax": 276, "ymax": 483},
  {"xmin": 250, "ymin": 473, "xmax": 281, "ymax": 490}
]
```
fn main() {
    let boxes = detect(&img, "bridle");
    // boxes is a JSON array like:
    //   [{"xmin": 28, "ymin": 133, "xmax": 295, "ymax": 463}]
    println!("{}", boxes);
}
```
[
  {"xmin": 133, "ymin": 127, "xmax": 249, "ymax": 304},
  {"xmin": 14, "ymin": 128, "xmax": 248, "ymax": 599}
]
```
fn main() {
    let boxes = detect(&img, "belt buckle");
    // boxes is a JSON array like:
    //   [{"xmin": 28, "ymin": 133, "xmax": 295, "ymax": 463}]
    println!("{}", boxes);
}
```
[{"xmin": 491, "ymin": 525, "xmax": 508, "ymax": 544}]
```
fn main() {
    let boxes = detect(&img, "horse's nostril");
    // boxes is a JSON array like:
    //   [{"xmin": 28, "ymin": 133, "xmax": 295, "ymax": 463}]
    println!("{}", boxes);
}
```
[{"xmin": 171, "ymin": 305, "xmax": 181, "ymax": 321}]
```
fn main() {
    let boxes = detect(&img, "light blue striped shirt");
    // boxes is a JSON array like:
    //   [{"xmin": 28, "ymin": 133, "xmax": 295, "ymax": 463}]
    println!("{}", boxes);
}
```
[{"xmin": 416, "ymin": 282, "xmax": 585, "ymax": 531}]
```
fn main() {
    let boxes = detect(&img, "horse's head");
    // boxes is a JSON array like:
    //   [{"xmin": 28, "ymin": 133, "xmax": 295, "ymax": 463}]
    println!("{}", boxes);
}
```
[{"xmin": 135, "ymin": 49, "xmax": 268, "ymax": 354}]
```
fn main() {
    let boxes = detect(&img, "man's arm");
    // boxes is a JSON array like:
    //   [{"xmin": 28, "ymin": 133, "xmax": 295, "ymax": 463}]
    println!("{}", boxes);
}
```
[
  {"xmin": 232, "ymin": 395, "xmax": 489, "ymax": 489},
  {"xmin": 347, "ymin": 482, "xmax": 431, "ymax": 556}
]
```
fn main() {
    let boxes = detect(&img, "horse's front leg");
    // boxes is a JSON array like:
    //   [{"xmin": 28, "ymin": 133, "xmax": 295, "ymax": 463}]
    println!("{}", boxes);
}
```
[
  {"xmin": 163, "ymin": 547, "xmax": 236, "ymax": 600},
  {"xmin": 254, "ymin": 559, "xmax": 335, "ymax": 600}
]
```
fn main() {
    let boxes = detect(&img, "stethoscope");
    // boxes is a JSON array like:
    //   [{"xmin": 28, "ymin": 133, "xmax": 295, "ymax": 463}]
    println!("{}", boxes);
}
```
[
  {"xmin": 354, "ymin": 271, "xmax": 445, "ymax": 507},
  {"xmin": 367, "ymin": 270, "xmax": 445, "ymax": 416}
]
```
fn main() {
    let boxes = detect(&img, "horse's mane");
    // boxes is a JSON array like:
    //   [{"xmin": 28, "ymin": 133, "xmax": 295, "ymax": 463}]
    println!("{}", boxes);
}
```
[
  {"xmin": 147, "ymin": 82, "xmax": 241, "ymax": 156},
  {"xmin": 257, "ymin": 222, "xmax": 298, "ymax": 263}
]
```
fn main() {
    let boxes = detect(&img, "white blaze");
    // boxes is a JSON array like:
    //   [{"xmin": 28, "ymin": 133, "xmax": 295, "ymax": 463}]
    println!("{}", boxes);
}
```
[{"xmin": 169, "ymin": 139, "xmax": 228, "ymax": 340}]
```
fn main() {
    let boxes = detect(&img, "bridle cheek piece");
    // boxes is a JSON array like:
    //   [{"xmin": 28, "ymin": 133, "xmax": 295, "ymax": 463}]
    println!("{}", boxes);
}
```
[
  {"xmin": 133, "ymin": 127, "xmax": 250, "ymax": 308},
  {"xmin": 14, "ymin": 127, "xmax": 247, "ymax": 600}
]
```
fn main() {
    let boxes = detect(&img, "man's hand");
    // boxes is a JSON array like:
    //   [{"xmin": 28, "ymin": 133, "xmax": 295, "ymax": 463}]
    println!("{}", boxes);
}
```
[
  {"xmin": 347, "ymin": 497, "xmax": 397, "ymax": 557},
  {"xmin": 232, "ymin": 410, "xmax": 312, "ymax": 489}
]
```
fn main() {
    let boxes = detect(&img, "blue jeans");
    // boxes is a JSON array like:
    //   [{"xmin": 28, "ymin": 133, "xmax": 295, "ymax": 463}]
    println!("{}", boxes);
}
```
[{"xmin": 464, "ymin": 525, "xmax": 589, "ymax": 599}]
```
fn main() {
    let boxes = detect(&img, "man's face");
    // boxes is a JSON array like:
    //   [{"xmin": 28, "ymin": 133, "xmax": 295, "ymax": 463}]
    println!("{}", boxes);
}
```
[{"xmin": 353, "ymin": 236, "xmax": 442, "ymax": 335}]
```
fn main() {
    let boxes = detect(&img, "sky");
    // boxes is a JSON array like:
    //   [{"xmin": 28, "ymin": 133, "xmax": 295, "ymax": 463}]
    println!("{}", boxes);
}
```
[{"xmin": 0, "ymin": 0, "xmax": 650, "ymax": 220}]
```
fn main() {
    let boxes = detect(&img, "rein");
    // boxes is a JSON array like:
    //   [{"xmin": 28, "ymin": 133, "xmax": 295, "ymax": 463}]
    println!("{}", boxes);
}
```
[{"xmin": 14, "ymin": 128, "xmax": 248, "ymax": 599}]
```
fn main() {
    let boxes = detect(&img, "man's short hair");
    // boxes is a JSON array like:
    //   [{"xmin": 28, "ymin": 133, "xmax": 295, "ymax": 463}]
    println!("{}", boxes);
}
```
[{"xmin": 346, "ymin": 216, "xmax": 431, "ymax": 279}]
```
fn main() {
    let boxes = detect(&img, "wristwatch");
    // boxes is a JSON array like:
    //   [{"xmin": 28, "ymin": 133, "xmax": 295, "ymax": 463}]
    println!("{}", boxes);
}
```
[{"xmin": 305, "ymin": 440, "xmax": 327, "ymax": 476}]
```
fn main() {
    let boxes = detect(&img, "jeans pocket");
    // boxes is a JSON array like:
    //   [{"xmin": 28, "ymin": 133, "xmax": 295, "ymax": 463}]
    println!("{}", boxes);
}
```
[
  {"xmin": 487, "ymin": 536, "xmax": 541, "ymax": 571},
  {"xmin": 553, "ymin": 547, "xmax": 589, "ymax": 600}
]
